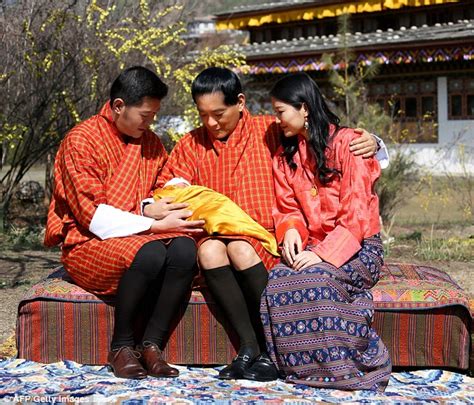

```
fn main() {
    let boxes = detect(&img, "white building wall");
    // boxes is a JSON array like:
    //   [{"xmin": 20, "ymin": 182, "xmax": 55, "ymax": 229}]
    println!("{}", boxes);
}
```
[{"xmin": 403, "ymin": 76, "xmax": 474, "ymax": 175}]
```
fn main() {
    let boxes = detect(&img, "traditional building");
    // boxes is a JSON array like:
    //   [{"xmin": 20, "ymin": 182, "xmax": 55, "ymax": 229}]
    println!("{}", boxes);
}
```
[{"xmin": 215, "ymin": 0, "xmax": 474, "ymax": 173}]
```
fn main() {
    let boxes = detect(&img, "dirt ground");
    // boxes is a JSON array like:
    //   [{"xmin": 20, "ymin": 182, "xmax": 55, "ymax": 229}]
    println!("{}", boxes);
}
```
[{"xmin": 0, "ymin": 248, "xmax": 61, "ymax": 344}]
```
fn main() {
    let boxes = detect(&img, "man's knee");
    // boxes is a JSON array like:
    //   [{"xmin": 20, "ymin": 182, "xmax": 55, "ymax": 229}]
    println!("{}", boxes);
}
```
[
  {"xmin": 130, "ymin": 240, "xmax": 167, "ymax": 280},
  {"xmin": 198, "ymin": 239, "xmax": 230, "ymax": 269},
  {"xmin": 227, "ymin": 241, "xmax": 260, "ymax": 270},
  {"xmin": 167, "ymin": 237, "xmax": 197, "ymax": 269}
]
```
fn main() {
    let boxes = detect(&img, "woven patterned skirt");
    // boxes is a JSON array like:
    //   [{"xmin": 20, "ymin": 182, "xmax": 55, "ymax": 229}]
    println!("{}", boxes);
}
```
[{"xmin": 261, "ymin": 235, "xmax": 392, "ymax": 392}]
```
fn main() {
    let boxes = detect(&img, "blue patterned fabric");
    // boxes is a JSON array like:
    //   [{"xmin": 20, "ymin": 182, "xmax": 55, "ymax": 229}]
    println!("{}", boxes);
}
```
[
  {"xmin": 261, "ymin": 235, "xmax": 392, "ymax": 391},
  {"xmin": 0, "ymin": 359, "xmax": 473, "ymax": 403}
]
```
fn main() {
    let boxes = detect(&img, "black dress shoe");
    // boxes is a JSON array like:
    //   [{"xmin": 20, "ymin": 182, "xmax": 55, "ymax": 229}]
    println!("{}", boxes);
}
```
[
  {"xmin": 218, "ymin": 347, "xmax": 257, "ymax": 380},
  {"xmin": 242, "ymin": 352, "xmax": 279, "ymax": 382}
]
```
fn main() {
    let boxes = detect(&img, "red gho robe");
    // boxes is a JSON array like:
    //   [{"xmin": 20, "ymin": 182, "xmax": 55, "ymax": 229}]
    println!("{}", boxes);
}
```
[
  {"xmin": 45, "ymin": 103, "xmax": 185, "ymax": 295},
  {"xmin": 156, "ymin": 109, "xmax": 281, "ymax": 270},
  {"xmin": 272, "ymin": 127, "xmax": 381, "ymax": 268}
]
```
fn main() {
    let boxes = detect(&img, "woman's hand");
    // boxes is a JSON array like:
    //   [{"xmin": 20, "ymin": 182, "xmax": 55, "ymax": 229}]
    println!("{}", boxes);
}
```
[
  {"xmin": 150, "ymin": 210, "xmax": 205, "ymax": 234},
  {"xmin": 282, "ymin": 228, "xmax": 302, "ymax": 266},
  {"xmin": 349, "ymin": 128, "xmax": 377, "ymax": 158},
  {"xmin": 292, "ymin": 251, "xmax": 322, "ymax": 271}
]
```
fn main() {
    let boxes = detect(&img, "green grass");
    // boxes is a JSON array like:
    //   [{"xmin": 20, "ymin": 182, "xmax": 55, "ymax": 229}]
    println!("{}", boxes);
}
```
[
  {"xmin": 415, "ymin": 236, "xmax": 474, "ymax": 262},
  {"xmin": 395, "ymin": 176, "xmax": 473, "ymax": 226},
  {"xmin": 0, "ymin": 226, "xmax": 46, "ymax": 251}
]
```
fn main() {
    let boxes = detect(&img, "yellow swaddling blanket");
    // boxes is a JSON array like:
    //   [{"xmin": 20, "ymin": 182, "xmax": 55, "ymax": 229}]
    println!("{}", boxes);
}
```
[{"xmin": 153, "ymin": 185, "xmax": 279, "ymax": 256}]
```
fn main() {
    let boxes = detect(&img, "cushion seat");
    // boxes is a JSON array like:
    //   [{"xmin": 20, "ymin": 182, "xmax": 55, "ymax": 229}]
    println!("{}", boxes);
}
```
[{"xmin": 16, "ymin": 263, "xmax": 473, "ymax": 371}]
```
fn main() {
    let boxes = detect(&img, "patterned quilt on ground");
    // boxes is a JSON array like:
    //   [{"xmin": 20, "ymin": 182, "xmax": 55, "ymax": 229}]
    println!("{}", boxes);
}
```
[{"xmin": 0, "ymin": 359, "xmax": 473, "ymax": 404}]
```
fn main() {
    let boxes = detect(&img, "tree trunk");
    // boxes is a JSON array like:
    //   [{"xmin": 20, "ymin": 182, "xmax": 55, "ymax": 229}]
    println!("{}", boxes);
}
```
[
  {"xmin": 44, "ymin": 150, "xmax": 55, "ymax": 206},
  {"xmin": 1, "ymin": 192, "xmax": 12, "ymax": 232}
]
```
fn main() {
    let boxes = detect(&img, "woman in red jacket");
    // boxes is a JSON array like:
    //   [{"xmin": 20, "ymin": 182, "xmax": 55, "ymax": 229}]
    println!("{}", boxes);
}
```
[{"xmin": 247, "ymin": 73, "xmax": 391, "ymax": 391}]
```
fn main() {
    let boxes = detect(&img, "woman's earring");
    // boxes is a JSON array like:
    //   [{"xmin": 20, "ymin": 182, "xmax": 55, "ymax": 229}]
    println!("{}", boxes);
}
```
[{"xmin": 304, "ymin": 119, "xmax": 309, "ymax": 130}]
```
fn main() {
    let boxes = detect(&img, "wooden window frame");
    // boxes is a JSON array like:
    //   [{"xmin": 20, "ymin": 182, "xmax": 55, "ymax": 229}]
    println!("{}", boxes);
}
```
[
  {"xmin": 368, "ymin": 79, "xmax": 438, "ymax": 143},
  {"xmin": 448, "ymin": 78, "xmax": 474, "ymax": 120}
]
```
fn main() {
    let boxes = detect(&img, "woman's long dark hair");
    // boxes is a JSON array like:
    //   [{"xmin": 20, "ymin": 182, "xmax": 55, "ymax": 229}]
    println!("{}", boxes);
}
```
[{"xmin": 270, "ymin": 73, "xmax": 341, "ymax": 184}]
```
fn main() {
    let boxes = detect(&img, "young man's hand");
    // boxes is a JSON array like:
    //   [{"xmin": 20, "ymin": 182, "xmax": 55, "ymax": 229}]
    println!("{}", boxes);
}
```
[
  {"xmin": 144, "ymin": 197, "xmax": 189, "ymax": 220},
  {"xmin": 150, "ymin": 210, "xmax": 205, "ymax": 234}
]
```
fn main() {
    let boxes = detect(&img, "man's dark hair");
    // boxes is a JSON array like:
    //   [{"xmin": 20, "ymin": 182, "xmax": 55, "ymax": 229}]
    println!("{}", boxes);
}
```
[
  {"xmin": 110, "ymin": 66, "xmax": 168, "ymax": 106},
  {"xmin": 191, "ymin": 67, "xmax": 242, "ymax": 106}
]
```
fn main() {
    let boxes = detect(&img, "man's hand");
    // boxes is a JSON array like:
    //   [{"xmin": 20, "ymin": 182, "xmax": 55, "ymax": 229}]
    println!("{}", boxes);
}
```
[
  {"xmin": 282, "ymin": 228, "xmax": 302, "ymax": 266},
  {"xmin": 292, "ymin": 251, "xmax": 322, "ymax": 271},
  {"xmin": 144, "ymin": 197, "xmax": 189, "ymax": 220},
  {"xmin": 150, "ymin": 210, "xmax": 205, "ymax": 234},
  {"xmin": 349, "ymin": 128, "xmax": 377, "ymax": 158}
]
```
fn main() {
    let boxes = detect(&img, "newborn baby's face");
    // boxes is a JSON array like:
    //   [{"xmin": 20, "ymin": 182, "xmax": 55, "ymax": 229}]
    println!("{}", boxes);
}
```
[{"xmin": 173, "ymin": 182, "xmax": 189, "ymax": 189}]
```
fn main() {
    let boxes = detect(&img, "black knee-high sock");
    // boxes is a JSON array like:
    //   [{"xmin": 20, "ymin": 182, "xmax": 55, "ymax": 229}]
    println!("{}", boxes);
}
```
[
  {"xmin": 111, "ymin": 241, "xmax": 167, "ymax": 350},
  {"xmin": 142, "ymin": 237, "xmax": 197, "ymax": 349},
  {"xmin": 235, "ymin": 262, "xmax": 269, "ymax": 352},
  {"xmin": 204, "ymin": 265, "xmax": 259, "ymax": 354}
]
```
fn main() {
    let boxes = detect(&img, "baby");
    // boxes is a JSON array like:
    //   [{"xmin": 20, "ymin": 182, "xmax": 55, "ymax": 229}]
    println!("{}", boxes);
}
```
[{"xmin": 152, "ymin": 179, "xmax": 278, "ymax": 256}]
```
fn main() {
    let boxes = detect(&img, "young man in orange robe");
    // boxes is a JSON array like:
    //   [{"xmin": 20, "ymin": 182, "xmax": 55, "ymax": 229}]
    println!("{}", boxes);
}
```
[
  {"xmin": 45, "ymin": 66, "xmax": 204, "ymax": 379},
  {"xmin": 144, "ymin": 67, "xmax": 386, "ymax": 381}
]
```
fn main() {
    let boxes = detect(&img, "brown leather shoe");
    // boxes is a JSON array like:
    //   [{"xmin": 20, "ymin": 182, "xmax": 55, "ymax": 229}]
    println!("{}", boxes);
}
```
[
  {"xmin": 140, "ymin": 342, "xmax": 179, "ymax": 378},
  {"xmin": 107, "ymin": 346, "xmax": 147, "ymax": 379}
]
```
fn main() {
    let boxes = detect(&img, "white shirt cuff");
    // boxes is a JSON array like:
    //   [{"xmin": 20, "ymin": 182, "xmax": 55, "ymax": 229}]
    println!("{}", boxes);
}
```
[
  {"xmin": 373, "ymin": 134, "xmax": 390, "ymax": 169},
  {"xmin": 141, "ymin": 197, "xmax": 155, "ymax": 216},
  {"xmin": 89, "ymin": 204, "xmax": 154, "ymax": 240}
]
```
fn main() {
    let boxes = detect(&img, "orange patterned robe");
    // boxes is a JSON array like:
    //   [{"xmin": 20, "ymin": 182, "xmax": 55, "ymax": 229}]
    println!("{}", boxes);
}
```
[
  {"xmin": 45, "ymin": 103, "xmax": 184, "ymax": 295},
  {"xmin": 272, "ymin": 128, "xmax": 382, "ymax": 268},
  {"xmin": 157, "ymin": 109, "xmax": 281, "ymax": 270}
]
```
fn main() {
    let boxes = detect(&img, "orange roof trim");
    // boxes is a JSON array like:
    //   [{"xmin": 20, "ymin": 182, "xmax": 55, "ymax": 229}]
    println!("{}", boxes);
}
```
[{"xmin": 216, "ymin": 0, "xmax": 459, "ymax": 30}]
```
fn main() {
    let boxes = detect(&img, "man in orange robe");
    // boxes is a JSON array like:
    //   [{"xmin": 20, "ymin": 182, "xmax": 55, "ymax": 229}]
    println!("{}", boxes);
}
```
[
  {"xmin": 145, "ymin": 67, "xmax": 384, "ymax": 381},
  {"xmin": 45, "ymin": 67, "xmax": 204, "ymax": 380}
]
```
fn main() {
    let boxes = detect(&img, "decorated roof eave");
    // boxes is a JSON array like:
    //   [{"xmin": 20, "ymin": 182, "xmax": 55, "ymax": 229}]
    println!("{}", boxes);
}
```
[
  {"xmin": 215, "ymin": 1, "xmax": 327, "ymax": 19},
  {"xmin": 215, "ymin": 0, "xmax": 460, "ymax": 30},
  {"xmin": 239, "ymin": 44, "xmax": 474, "ymax": 75},
  {"xmin": 243, "ymin": 37, "xmax": 474, "ymax": 62}
]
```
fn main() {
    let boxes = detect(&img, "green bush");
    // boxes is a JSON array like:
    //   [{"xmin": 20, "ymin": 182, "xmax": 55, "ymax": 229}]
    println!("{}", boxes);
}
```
[
  {"xmin": 4, "ymin": 226, "xmax": 45, "ymax": 250},
  {"xmin": 377, "ymin": 149, "xmax": 418, "ymax": 224}
]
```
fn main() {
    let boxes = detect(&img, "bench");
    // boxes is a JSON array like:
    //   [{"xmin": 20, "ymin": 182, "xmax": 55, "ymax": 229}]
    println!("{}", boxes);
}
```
[{"xmin": 16, "ymin": 263, "xmax": 473, "ymax": 371}]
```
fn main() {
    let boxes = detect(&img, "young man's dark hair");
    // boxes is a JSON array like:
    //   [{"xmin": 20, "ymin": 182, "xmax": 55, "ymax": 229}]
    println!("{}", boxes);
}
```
[
  {"xmin": 191, "ymin": 67, "xmax": 242, "ymax": 106},
  {"xmin": 110, "ymin": 66, "xmax": 168, "ymax": 106}
]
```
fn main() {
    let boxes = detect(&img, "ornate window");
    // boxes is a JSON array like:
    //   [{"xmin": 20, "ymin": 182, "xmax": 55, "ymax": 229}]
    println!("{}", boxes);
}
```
[
  {"xmin": 368, "ymin": 79, "xmax": 437, "ymax": 143},
  {"xmin": 448, "ymin": 78, "xmax": 474, "ymax": 120}
]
